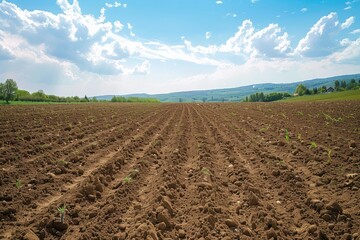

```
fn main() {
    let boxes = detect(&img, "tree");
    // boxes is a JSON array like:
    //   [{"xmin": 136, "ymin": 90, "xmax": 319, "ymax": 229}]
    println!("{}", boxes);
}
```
[
  {"xmin": 341, "ymin": 81, "xmax": 347, "ymax": 89},
  {"xmin": 16, "ymin": 89, "xmax": 30, "ymax": 100},
  {"xmin": 2, "ymin": 79, "xmax": 18, "ymax": 103},
  {"xmin": 334, "ymin": 80, "xmax": 340, "ymax": 90},
  {"xmin": 295, "ymin": 84, "xmax": 307, "ymax": 96},
  {"xmin": 84, "ymin": 95, "xmax": 89, "ymax": 102},
  {"xmin": 92, "ymin": 97, "xmax": 98, "ymax": 102},
  {"xmin": 313, "ymin": 87, "xmax": 318, "ymax": 94}
]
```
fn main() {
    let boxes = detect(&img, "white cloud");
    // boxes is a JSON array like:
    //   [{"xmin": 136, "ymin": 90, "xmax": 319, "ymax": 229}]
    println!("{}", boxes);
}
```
[
  {"xmin": 216, "ymin": 1, "xmax": 223, "ymax": 4},
  {"xmin": 114, "ymin": 20, "xmax": 124, "ymax": 32},
  {"xmin": 295, "ymin": 12, "xmax": 343, "ymax": 57},
  {"xmin": 105, "ymin": 1, "xmax": 122, "ymax": 8},
  {"xmin": 300, "ymin": 8, "xmax": 307, "ymax": 13},
  {"xmin": 341, "ymin": 16, "xmax": 355, "ymax": 29},
  {"xmin": 205, "ymin": 32, "xmax": 211, "ymax": 40},
  {"xmin": 351, "ymin": 29, "xmax": 360, "ymax": 34},
  {"xmin": 251, "ymin": 0, "xmax": 259, "ymax": 3},
  {"xmin": 183, "ymin": 19, "xmax": 291, "ymax": 59},
  {"xmin": 344, "ymin": 6, "xmax": 351, "ymax": 10},
  {"xmin": 132, "ymin": 60, "xmax": 150, "ymax": 75},
  {"xmin": 330, "ymin": 38, "xmax": 360, "ymax": 63}
]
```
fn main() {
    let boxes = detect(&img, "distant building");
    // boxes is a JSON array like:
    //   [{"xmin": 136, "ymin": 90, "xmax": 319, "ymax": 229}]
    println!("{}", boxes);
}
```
[{"xmin": 326, "ymin": 87, "xmax": 335, "ymax": 93}]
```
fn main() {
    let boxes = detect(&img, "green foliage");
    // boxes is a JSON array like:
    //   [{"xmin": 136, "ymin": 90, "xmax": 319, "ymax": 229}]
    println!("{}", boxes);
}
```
[
  {"xmin": 284, "ymin": 129, "xmax": 290, "ymax": 142},
  {"xmin": 309, "ymin": 142, "xmax": 317, "ymax": 149},
  {"xmin": 1, "ymin": 79, "xmax": 18, "ymax": 103},
  {"xmin": 279, "ymin": 89, "xmax": 360, "ymax": 102},
  {"xmin": 295, "ymin": 84, "xmax": 307, "ymax": 96},
  {"xmin": 123, "ymin": 176, "xmax": 132, "ymax": 183},
  {"xmin": 244, "ymin": 92, "xmax": 291, "ymax": 102},
  {"xmin": 111, "ymin": 96, "xmax": 160, "ymax": 103},
  {"xmin": 201, "ymin": 167, "xmax": 212, "ymax": 176},
  {"xmin": 57, "ymin": 204, "xmax": 66, "ymax": 223},
  {"xmin": 15, "ymin": 179, "xmax": 22, "ymax": 189}
]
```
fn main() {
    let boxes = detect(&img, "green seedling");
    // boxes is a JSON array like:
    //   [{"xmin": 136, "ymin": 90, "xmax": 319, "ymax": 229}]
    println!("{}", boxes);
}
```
[
  {"xmin": 57, "ymin": 204, "xmax": 66, "ymax": 223},
  {"xmin": 201, "ymin": 167, "xmax": 212, "ymax": 176},
  {"xmin": 284, "ymin": 129, "xmax": 290, "ymax": 142},
  {"xmin": 297, "ymin": 111, "xmax": 304, "ymax": 116},
  {"xmin": 15, "ymin": 179, "xmax": 22, "ymax": 189},
  {"xmin": 309, "ymin": 142, "xmax": 317, "ymax": 149},
  {"xmin": 123, "ymin": 176, "xmax": 132, "ymax": 184}
]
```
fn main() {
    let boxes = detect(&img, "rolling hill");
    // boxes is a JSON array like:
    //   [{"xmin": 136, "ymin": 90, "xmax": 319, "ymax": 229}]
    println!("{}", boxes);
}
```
[{"xmin": 95, "ymin": 74, "xmax": 360, "ymax": 102}]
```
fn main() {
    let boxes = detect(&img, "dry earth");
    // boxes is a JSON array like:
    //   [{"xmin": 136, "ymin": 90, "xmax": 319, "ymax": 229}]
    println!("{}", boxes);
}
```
[{"xmin": 0, "ymin": 102, "xmax": 359, "ymax": 240}]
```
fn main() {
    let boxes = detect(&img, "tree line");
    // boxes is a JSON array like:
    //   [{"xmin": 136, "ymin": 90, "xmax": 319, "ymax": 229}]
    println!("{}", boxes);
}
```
[
  {"xmin": 295, "ymin": 79, "xmax": 360, "ymax": 96},
  {"xmin": 111, "ymin": 96, "xmax": 160, "ymax": 103},
  {"xmin": 244, "ymin": 78, "xmax": 360, "ymax": 102},
  {"xmin": 243, "ymin": 92, "xmax": 292, "ymax": 102},
  {"xmin": 0, "ymin": 79, "xmax": 160, "ymax": 104}
]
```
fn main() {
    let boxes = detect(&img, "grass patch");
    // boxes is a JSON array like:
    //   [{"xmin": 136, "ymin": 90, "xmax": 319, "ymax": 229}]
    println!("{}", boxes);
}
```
[{"xmin": 278, "ymin": 89, "xmax": 360, "ymax": 102}]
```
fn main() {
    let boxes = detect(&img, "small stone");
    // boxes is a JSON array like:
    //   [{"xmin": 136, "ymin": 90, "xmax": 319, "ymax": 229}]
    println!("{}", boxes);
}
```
[
  {"xmin": 157, "ymin": 222, "xmax": 166, "ymax": 231},
  {"xmin": 325, "ymin": 201, "xmax": 342, "ymax": 214},
  {"xmin": 178, "ymin": 229, "xmax": 186, "ymax": 238},
  {"xmin": 266, "ymin": 229, "xmax": 277, "ymax": 240},
  {"xmin": 225, "ymin": 219, "xmax": 238, "ymax": 228},
  {"xmin": 243, "ymin": 227, "xmax": 253, "ymax": 237},
  {"xmin": 248, "ymin": 192, "xmax": 259, "ymax": 206},
  {"xmin": 119, "ymin": 224, "xmax": 126, "ymax": 231},
  {"xmin": 271, "ymin": 170, "xmax": 280, "ymax": 177}
]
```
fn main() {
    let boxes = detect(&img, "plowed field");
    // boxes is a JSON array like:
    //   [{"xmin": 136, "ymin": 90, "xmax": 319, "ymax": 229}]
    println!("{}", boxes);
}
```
[{"xmin": 0, "ymin": 102, "xmax": 359, "ymax": 240}]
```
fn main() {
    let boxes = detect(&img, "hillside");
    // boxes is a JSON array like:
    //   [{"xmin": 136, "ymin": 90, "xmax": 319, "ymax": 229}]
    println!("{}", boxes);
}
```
[
  {"xmin": 95, "ymin": 74, "xmax": 360, "ymax": 102},
  {"xmin": 279, "ymin": 89, "xmax": 360, "ymax": 102}
]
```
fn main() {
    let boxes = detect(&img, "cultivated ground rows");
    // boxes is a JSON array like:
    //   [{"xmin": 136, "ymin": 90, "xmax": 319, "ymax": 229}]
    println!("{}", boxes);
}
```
[{"xmin": 0, "ymin": 102, "xmax": 359, "ymax": 239}]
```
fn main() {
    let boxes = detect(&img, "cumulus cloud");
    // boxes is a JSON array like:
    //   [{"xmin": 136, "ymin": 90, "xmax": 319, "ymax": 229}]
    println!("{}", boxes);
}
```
[
  {"xmin": 295, "ymin": 12, "xmax": 342, "ymax": 57},
  {"xmin": 251, "ymin": 0, "xmax": 259, "ymax": 3},
  {"xmin": 341, "ymin": 16, "xmax": 355, "ymax": 29},
  {"xmin": 300, "ymin": 8, "xmax": 307, "ymax": 13},
  {"xmin": 351, "ymin": 29, "xmax": 360, "ymax": 34},
  {"xmin": 330, "ymin": 38, "xmax": 360, "ymax": 64},
  {"xmin": 185, "ymin": 19, "xmax": 291, "ymax": 58},
  {"xmin": 216, "ymin": 1, "xmax": 223, "ymax": 4},
  {"xmin": 0, "ymin": 0, "xmax": 224, "ymax": 79}
]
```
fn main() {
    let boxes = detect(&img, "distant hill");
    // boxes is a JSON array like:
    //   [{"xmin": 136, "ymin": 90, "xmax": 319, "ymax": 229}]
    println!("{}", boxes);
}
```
[{"xmin": 95, "ymin": 74, "xmax": 360, "ymax": 102}]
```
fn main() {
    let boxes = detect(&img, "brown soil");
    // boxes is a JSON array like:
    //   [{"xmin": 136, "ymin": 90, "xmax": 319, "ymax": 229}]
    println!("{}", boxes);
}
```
[{"xmin": 0, "ymin": 102, "xmax": 359, "ymax": 240}]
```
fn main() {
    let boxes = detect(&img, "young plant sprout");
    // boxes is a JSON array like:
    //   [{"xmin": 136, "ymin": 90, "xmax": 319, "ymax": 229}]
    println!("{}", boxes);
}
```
[
  {"xmin": 201, "ymin": 167, "xmax": 212, "ymax": 176},
  {"xmin": 285, "ymin": 129, "xmax": 290, "ymax": 142},
  {"xmin": 58, "ymin": 204, "xmax": 66, "ymax": 223},
  {"xmin": 309, "ymin": 142, "xmax": 317, "ymax": 149},
  {"xmin": 123, "ymin": 176, "xmax": 132, "ymax": 184},
  {"xmin": 15, "ymin": 179, "xmax": 22, "ymax": 189}
]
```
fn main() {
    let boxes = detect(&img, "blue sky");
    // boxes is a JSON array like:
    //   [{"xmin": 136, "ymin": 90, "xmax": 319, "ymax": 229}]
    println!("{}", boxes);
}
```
[{"xmin": 0, "ymin": 0, "xmax": 359, "ymax": 96}]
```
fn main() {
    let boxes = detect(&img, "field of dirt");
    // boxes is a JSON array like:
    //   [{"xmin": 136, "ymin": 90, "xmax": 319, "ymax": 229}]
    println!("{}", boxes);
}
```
[{"xmin": 0, "ymin": 102, "xmax": 359, "ymax": 240}]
